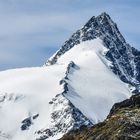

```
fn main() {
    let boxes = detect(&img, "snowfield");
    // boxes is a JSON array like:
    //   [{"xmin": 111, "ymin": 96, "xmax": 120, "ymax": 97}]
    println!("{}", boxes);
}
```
[
  {"xmin": 0, "ymin": 38, "xmax": 131, "ymax": 140},
  {"xmin": 0, "ymin": 65, "xmax": 66, "ymax": 140}
]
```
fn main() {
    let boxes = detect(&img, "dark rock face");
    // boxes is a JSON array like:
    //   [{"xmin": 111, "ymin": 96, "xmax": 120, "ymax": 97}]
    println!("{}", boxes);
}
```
[
  {"xmin": 45, "ymin": 12, "xmax": 140, "ymax": 92},
  {"xmin": 60, "ymin": 94, "xmax": 140, "ymax": 140},
  {"xmin": 21, "ymin": 114, "xmax": 39, "ymax": 131},
  {"xmin": 21, "ymin": 117, "xmax": 32, "ymax": 130}
]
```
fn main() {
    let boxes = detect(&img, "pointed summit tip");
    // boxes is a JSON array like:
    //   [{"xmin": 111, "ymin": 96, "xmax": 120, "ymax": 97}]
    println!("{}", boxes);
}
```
[
  {"xmin": 84, "ymin": 12, "xmax": 113, "ymax": 29},
  {"xmin": 100, "ymin": 12, "xmax": 110, "ymax": 16},
  {"xmin": 86, "ymin": 12, "xmax": 112, "ymax": 25},
  {"xmin": 97, "ymin": 12, "xmax": 111, "ymax": 19}
]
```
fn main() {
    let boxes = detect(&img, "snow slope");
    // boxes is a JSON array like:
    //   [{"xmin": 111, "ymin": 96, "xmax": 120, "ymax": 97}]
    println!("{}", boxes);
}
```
[
  {"xmin": 58, "ymin": 38, "xmax": 131, "ymax": 123},
  {"xmin": 0, "ymin": 38, "xmax": 131, "ymax": 140},
  {"xmin": 0, "ymin": 66, "xmax": 66, "ymax": 140}
]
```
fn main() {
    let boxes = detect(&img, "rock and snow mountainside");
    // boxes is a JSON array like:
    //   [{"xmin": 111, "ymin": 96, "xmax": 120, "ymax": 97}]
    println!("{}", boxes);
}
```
[
  {"xmin": 0, "ymin": 13, "xmax": 139, "ymax": 140},
  {"xmin": 46, "ymin": 12, "xmax": 140, "ymax": 92}
]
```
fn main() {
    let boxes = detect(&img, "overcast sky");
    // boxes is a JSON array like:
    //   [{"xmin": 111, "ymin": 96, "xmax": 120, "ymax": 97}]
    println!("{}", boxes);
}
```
[{"xmin": 0, "ymin": 0, "xmax": 140, "ymax": 71}]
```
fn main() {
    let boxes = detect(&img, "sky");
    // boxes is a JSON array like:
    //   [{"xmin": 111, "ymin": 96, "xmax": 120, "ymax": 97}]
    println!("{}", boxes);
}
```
[{"xmin": 0, "ymin": 0, "xmax": 140, "ymax": 71}]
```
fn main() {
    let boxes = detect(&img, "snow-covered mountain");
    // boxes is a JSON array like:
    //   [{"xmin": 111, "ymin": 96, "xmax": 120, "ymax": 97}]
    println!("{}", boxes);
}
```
[
  {"xmin": 46, "ymin": 12, "xmax": 140, "ymax": 93},
  {"xmin": 0, "ymin": 12, "xmax": 139, "ymax": 140}
]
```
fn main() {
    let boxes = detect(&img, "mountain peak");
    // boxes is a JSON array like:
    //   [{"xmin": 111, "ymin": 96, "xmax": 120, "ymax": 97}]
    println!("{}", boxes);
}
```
[
  {"xmin": 98, "ymin": 12, "xmax": 111, "ymax": 18},
  {"xmin": 45, "ymin": 12, "xmax": 140, "ymax": 92},
  {"xmin": 45, "ymin": 12, "xmax": 125, "ymax": 65},
  {"xmin": 86, "ymin": 12, "xmax": 110, "ymax": 23}
]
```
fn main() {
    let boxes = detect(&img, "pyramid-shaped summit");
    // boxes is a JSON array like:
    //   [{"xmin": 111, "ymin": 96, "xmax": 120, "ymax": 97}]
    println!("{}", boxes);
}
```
[
  {"xmin": 45, "ymin": 12, "xmax": 125, "ymax": 65},
  {"xmin": 46, "ymin": 12, "xmax": 140, "ymax": 93}
]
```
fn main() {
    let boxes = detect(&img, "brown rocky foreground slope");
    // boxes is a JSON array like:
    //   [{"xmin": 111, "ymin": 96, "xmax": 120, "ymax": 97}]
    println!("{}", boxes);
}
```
[{"xmin": 60, "ymin": 94, "xmax": 140, "ymax": 140}]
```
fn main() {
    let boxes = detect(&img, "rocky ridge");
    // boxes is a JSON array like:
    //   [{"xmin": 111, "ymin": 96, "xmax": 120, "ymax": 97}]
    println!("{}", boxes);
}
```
[{"xmin": 36, "ymin": 62, "xmax": 92, "ymax": 140}]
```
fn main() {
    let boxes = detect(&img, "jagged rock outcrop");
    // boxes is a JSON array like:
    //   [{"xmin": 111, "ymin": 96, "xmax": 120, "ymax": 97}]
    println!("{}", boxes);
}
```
[
  {"xmin": 36, "ymin": 94, "xmax": 92, "ymax": 140},
  {"xmin": 60, "ymin": 94, "xmax": 140, "ymax": 140},
  {"xmin": 21, "ymin": 114, "xmax": 39, "ymax": 131}
]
